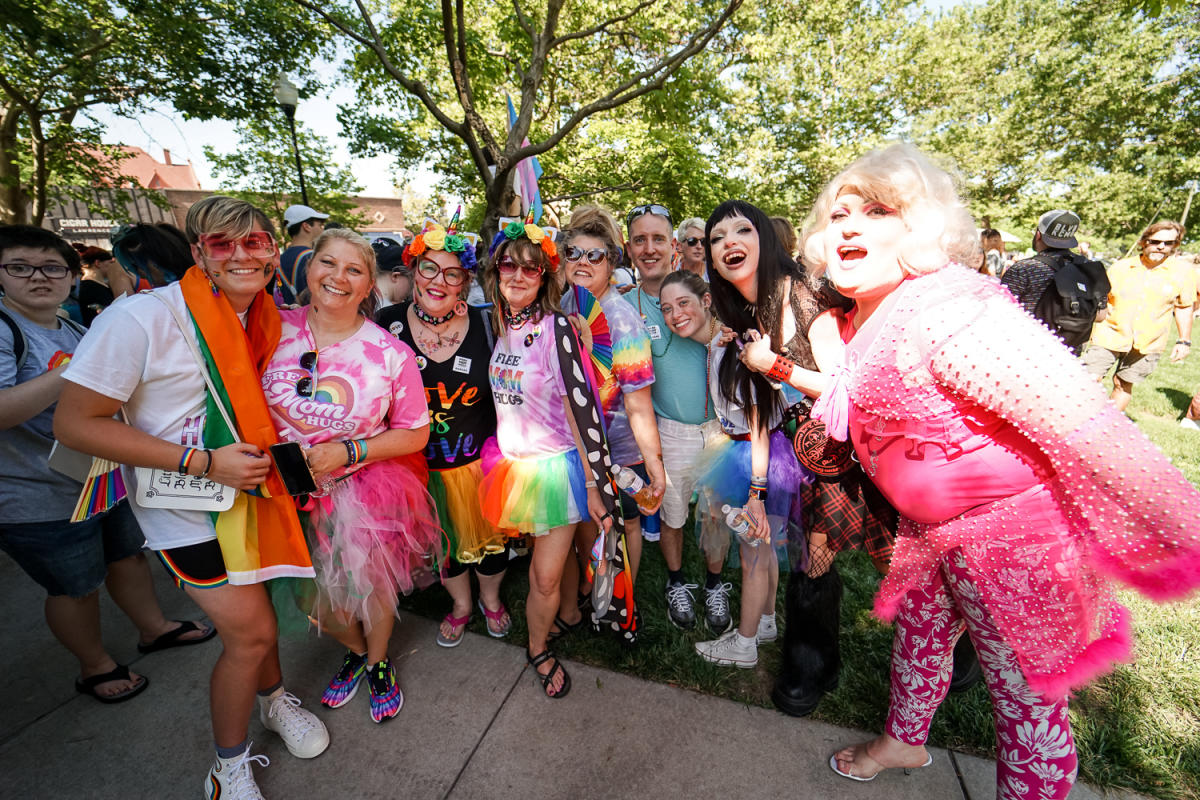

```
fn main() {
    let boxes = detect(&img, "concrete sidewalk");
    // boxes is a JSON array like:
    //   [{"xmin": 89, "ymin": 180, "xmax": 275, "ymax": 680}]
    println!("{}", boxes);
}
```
[{"xmin": 0, "ymin": 552, "xmax": 1139, "ymax": 799}]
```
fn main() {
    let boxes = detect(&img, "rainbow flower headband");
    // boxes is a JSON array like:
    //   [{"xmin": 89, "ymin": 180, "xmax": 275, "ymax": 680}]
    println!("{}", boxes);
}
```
[
  {"xmin": 403, "ymin": 207, "xmax": 479, "ymax": 272},
  {"xmin": 488, "ymin": 212, "xmax": 560, "ymax": 271}
]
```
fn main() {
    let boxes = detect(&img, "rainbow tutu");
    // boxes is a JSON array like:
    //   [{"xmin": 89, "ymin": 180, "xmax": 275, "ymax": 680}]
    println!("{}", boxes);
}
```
[{"xmin": 478, "ymin": 448, "xmax": 588, "ymax": 536}]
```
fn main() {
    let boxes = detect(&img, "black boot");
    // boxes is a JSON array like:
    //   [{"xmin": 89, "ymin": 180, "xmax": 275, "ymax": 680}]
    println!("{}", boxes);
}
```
[
  {"xmin": 948, "ymin": 633, "xmax": 982, "ymax": 693},
  {"xmin": 772, "ymin": 567, "xmax": 842, "ymax": 717}
]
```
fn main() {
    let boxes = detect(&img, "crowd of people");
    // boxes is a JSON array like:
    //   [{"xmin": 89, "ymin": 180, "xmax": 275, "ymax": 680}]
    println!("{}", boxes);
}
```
[{"xmin": 3, "ymin": 142, "xmax": 1200, "ymax": 800}]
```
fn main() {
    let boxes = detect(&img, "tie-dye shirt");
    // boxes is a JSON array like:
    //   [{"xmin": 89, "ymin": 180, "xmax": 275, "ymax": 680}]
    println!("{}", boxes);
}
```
[
  {"xmin": 488, "ymin": 316, "xmax": 574, "ymax": 460},
  {"xmin": 595, "ymin": 288, "xmax": 654, "ymax": 465},
  {"xmin": 264, "ymin": 307, "xmax": 430, "ymax": 480}
]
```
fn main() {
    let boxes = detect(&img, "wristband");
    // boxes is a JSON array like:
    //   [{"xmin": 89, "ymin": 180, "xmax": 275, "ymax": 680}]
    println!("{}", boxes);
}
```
[
  {"xmin": 178, "ymin": 447, "xmax": 199, "ymax": 475},
  {"xmin": 585, "ymin": 480, "xmax": 597, "ymax": 488},
  {"xmin": 343, "ymin": 438, "xmax": 368, "ymax": 467},
  {"xmin": 765, "ymin": 354, "xmax": 794, "ymax": 383},
  {"xmin": 198, "ymin": 449, "xmax": 214, "ymax": 479},
  {"xmin": 748, "ymin": 486, "xmax": 768, "ymax": 502},
  {"xmin": 1179, "ymin": 340, "xmax": 1191, "ymax": 346}
]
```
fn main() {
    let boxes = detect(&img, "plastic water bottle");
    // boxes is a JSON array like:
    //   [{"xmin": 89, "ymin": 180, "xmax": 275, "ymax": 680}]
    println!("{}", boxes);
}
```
[
  {"xmin": 612, "ymin": 465, "xmax": 657, "ymax": 509},
  {"xmin": 721, "ymin": 503, "xmax": 761, "ymax": 547}
]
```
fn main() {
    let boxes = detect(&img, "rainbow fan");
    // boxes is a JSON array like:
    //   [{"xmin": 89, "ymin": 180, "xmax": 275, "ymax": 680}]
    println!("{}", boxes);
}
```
[{"xmin": 571, "ymin": 284, "xmax": 612, "ymax": 385}]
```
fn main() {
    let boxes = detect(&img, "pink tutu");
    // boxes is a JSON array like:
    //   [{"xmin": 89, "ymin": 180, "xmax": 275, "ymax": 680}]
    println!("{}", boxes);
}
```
[{"xmin": 305, "ymin": 459, "xmax": 443, "ymax": 633}]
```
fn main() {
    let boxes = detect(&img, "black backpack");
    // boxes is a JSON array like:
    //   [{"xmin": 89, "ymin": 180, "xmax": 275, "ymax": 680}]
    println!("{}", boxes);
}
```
[{"xmin": 1031, "ymin": 251, "xmax": 1110, "ymax": 354}]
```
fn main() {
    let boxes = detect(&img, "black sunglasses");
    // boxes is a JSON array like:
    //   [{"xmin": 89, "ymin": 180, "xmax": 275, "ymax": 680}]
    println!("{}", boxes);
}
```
[
  {"xmin": 682, "ymin": 236, "xmax": 704, "ymax": 247},
  {"xmin": 296, "ymin": 350, "xmax": 318, "ymax": 397},
  {"xmin": 626, "ymin": 204, "xmax": 674, "ymax": 229}
]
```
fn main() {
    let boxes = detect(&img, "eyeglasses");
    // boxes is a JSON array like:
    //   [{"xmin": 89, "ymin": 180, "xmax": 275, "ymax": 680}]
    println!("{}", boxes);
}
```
[
  {"xmin": 1, "ymin": 262, "xmax": 71, "ymax": 279},
  {"xmin": 626, "ymin": 204, "xmax": 674, "ymax": 229},
  {"xmin": 564, "ymin": 245, "xmax": 607, "ymax": 265},
  {"xmin": 682, "ymin": 236, "xmax": 704, "ymax": 247},
  {"xmin": 496, "ymin": 256, "xmax": 544, "ymax": 279},
  {"xmin": 1146, "ymin": 238, "xmax": 1178, "ymax": 247},
  {"xmin": 197, "ymin": 231, "xmax": 277, "ymax": 261},
  {"xmin": 415, "ymin": 259, "xmax": 468, "ymax": 286},
  {"xmin": 296, "ymin": 350, "xmax": 318, "ymax": 398}
]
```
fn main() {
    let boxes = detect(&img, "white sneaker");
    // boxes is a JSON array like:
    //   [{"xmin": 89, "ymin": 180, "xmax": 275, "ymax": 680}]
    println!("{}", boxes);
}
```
[
  {"xmin": 259, "ymin": 690, "xmax": 329, "ymax": 759},
  {"xmin": 206, "ymin": 745, "xmax": 269, "ymax": 800},
  {"xmin": 756, "ymin": 614, "xmax": 778, "ymax": 643},
  {"xmin": 1180, "ymin": 417, "xmax": 1200, "ymax": 431},
  {"xmin": 695, "ymin": 630, "xmax": 758, "ymax": 668}
]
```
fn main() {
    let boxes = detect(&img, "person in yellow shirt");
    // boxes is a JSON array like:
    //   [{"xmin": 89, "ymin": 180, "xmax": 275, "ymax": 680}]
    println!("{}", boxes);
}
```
[{"xmin": 1083, "ymin": 221, "xmax": 1194, "ymax": 411}]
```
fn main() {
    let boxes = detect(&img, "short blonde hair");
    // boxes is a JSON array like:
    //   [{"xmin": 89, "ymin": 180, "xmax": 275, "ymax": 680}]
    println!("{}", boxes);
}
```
[
  {"xmin": 802, "ymin": 142, "xmax": 980, "ymax": 276},
  {"xmin": 184, "ymin": 195, "xmax": 275, "ymax": 243},
  {"xmin": 311, "ymin": 228, "xmax": 378, "ymax": 317}
]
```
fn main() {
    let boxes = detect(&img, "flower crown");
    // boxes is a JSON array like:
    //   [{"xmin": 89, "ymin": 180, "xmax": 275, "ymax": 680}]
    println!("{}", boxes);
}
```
[
  {"xmin": 402, "ymin": 207, "xmax": 478, "ymax": 272},
  {"xmin": 488, "ymin": 213, "xmax": 560, "ymax": 271}
]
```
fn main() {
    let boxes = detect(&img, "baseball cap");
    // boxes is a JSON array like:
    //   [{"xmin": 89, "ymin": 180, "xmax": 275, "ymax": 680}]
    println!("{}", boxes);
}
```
[
  {"xmin": 1037, "ymin": 210, "xmax": 1080, "ymax": 249},
  {"xmin": 374, "ymin": 241, "xmax": 408, "ymax": 273},
  {"xmin": 283, "ymin": 204, "xmax": 330, "ymax": 228}
]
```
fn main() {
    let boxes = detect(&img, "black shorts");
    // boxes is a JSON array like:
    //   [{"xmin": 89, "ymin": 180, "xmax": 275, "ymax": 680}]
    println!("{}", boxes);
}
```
[{"xmin": 156, "ymin": 539, "xmax": 228, "ymax": 589}]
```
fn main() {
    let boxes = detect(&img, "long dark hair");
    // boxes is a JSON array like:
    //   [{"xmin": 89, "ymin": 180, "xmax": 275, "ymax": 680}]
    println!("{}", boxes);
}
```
[{"xmin": 705, "ymin": 200, "xmax": 796, "ymax": 432}]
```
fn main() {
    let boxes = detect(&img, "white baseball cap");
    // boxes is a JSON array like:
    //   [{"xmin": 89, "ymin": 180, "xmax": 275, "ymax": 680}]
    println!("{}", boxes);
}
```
[{"xmin": 283, "ymin": 205, "xmax": 330, "ymax": 228}]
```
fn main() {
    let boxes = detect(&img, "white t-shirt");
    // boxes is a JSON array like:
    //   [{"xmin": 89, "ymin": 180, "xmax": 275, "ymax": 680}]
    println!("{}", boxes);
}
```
[
  {"xmin": 707, "ymin": 331, "xmax": 782, "ymax": 436},
  {"xmin": 63, "ymin": 284, "xmax": 219, "ymax": 550}
]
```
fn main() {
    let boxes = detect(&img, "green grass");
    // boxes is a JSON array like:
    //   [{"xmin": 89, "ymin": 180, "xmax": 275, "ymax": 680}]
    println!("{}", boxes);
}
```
[{"xmin": 399, "ymin": 332, "xmax": 1200, "ymax": 799}]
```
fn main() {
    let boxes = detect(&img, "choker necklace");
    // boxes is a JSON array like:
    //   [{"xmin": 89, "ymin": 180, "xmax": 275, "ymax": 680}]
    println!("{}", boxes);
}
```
[
  {"xmin": 413, "ymin": 303, "xmax": 455, "ymax": 327},
  {"xmin": 504, "ymin": 304, "xmax": 535, "ymax": 329}
]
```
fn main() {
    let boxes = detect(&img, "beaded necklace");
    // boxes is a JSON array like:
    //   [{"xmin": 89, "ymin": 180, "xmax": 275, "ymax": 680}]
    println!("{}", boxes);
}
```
[
  {"xmin": 413, "ymin": 303, "xmax": 455, "ymax": 326},
  {"xmin": 703, "ymin": 316, "xmax": 716, "ymax": 419},
  {"xmin": 504, "ymin": 303, "xmax": 535, "ymax": 329}
]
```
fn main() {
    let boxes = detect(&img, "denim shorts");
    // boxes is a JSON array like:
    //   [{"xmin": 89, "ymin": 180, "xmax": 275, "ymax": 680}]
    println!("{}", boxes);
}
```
[{"xmin": 0, "ymin": 501, "xmax": 146, "ymax": 598}]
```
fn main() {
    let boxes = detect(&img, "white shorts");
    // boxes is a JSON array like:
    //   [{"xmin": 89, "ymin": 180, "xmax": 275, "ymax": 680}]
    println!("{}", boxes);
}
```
[{"xmin": 656, "ymin": 415, "xmax": 719, "ymax": 529}]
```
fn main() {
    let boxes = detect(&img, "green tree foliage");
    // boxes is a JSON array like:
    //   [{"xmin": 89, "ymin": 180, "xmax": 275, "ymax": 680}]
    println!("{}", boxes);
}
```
[
  {"xmin": 204, "ymin": 117, "xmax": 366, "ymax": 232},
  {"xmin": 898, "ymin": 0, "xmax": 1199, "ymax": 252},
  {"xmin": 296, "ymin": 0, "xmax": 744, "ymax": 237},
  {"xmin": 0, "ymin": 0, "xmax": 327, "ymax": 224}
]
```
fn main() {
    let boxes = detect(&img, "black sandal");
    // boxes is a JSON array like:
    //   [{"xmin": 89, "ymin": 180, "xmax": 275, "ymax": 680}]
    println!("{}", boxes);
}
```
[
  {"xmin": 75, "ymin": 664, "xmax": 149, "ymax": 704},
  {"xmin": 526, "ymin": 649, "xmax": 571, "ymax": 699},
  {"xmin": 546, "ymin": 614, "xmax": 584, "ymax": 643},
  {"xmin": 137, "ymin": 619, "xmax": 217, "ymax": 654}
]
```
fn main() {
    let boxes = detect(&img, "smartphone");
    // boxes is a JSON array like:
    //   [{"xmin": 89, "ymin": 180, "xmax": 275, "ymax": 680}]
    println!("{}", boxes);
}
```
[{"xmin": 269, "ymin": 442, "xmax": 318, "ymax": 496}]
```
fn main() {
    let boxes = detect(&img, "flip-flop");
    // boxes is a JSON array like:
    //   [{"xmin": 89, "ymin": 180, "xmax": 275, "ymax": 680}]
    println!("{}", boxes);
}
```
[
  {"xmin": 75, "ymin": 664, "xmax": 149, "ymax": 704},
  {"xmin": 436, "ymin": 612, "xmax": 471, "ymax": 647},
  {"xmin": 137, "ymin": 620, "xmax": 217, "ymax": 654},
  {"xmin": 477, "ymin": 599, "xmax": 512, "ymax": 638}
]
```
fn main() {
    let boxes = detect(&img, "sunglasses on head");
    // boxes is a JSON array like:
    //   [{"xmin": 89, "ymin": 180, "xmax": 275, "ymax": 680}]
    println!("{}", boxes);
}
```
[
  {"xmin": 415, "ymin": 259, "xmax": 468, "ymax": 286},
  {"xmin": 496, "ymin": 256, "xmax": 544, "ymax": 278},
  {"xmin": 198, "ymin": 231, "xmax": 277, "ymax": 261},
  {"xmin": 682, "ymin": 236, "xmax": 704, "ymax": 247},
  {"xmin": 564, "ymin": 245, "xmax": 607, "ymax": 265},
  {"xmin": 1146, "ymin": 238, "xmax": 1178, "ymax": 247},
  {"xmin": 626, "ymin": 204, "xmax": 674, "ymax": 229},
  {"xmin": 296, "ymin": 350, "xmax": 318, "ymax": 398}
]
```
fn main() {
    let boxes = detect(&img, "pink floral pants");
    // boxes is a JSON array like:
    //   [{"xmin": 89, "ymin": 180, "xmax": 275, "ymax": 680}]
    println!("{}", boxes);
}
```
[{"xmin": 885, "ymin": 549, "xmax": 1078, "ymax": 799}]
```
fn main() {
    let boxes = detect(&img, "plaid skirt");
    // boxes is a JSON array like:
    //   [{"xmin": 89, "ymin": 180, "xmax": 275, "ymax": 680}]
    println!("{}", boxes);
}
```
[{"xmin": 799, "ymin": 469, "xmax": 896, "ymax": 563}]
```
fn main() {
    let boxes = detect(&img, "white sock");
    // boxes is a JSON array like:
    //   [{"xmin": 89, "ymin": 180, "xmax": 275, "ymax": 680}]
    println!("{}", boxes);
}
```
[
  {"xmin": 735, "ymin": 632, "xmax": 757, "ymax": 649},
  {"xmin": 760, "ymin": 613, "xmax": 775, "ymax": 626}
]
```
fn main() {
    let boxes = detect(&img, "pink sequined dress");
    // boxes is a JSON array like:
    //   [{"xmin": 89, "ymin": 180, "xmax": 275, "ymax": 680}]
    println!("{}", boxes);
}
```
[{"xmin": 815, "ymin": 265, "xmax": 1200, "ymax": 699}]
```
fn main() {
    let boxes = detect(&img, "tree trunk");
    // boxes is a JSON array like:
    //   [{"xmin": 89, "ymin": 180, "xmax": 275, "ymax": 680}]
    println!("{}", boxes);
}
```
[
  {"xmin": 0, "ymin": 105, "xmax": 29, "ymax": 224},
  {"xmin": 28, "ymin": 113, "xmax": 48, "ymax": 226}
]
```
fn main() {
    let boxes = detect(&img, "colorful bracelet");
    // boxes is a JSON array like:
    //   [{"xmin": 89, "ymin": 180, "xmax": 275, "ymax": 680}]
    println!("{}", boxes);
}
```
[
  {"xmin": 198, "ymin": 449, "xmax": 214, "ymax": 479},
  {"xmin": 749, "ymin": 474, "xmax": 768, "ymax": 502},
  {"xmin": 343, "ymin": 438, "xmax": 368, "ymax": 467},
  {"xmin": 178, "ymin": 447, "xmax": 199, "ymax": 475},
  {"xmin": 748, "ymin": 486, "xmax": 768, "ymax": 502},
  {"xmin": 765, "ymin": 354, "xmax": 794, "ymax": 383}
]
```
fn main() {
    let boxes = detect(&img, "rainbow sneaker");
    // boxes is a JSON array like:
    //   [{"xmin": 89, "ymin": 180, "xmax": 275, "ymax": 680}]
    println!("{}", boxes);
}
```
[
  {"xmin": 367, "ymin": 658, "xmax": 403, "ymax": 723},
  {"xmin": 321, "ymin": 650, "xmax": 366, "ymax": 709}
]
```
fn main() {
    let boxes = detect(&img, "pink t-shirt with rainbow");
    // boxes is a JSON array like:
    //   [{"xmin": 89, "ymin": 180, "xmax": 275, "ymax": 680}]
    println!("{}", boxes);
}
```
[{"xmin": 263, "ymin": 307, "xmax": 429, "ymax": 480}]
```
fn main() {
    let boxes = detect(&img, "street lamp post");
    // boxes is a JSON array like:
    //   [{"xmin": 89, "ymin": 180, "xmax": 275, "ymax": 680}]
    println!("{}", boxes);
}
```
[{"xmin": 273, "ymin": 73, "xmax": 309, "ymax": 206}]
